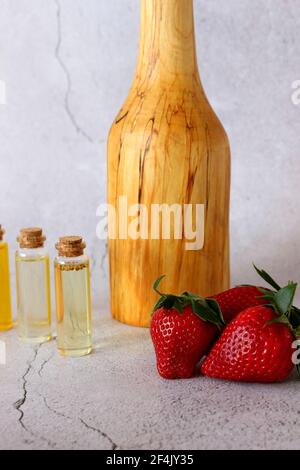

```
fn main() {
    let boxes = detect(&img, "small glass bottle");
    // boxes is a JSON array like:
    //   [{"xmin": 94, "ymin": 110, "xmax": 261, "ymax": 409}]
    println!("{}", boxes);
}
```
[
  {"xmin": 16, "ymin": 228, "xmax": 52, "ymax": 343},
  {"xmin": 54, "ymin": 236, "xmax": 92, "ymax": 357},
  {"xmin": 0, "ymin": 225, "xmax": 13, "ymax": 330}
]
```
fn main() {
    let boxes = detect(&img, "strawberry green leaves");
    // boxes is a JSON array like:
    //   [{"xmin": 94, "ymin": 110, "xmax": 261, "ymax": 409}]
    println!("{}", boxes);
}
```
[
  {"xmin": 273, "ymin": 282, "xmax": 297, "ymax": 316},
  {"xmin": 254, "ymin": 265, "xmax": 300, "ymax": 329},
  {"xmin": 153, "ymin": 275, "xmax": 166, "ymax": 297},
  {"xmin": 152, "ymin": 276, "xmax": 225, "ymax": 329},
  {"xmin": 190, "ymin": 297, "xmax": 225, "ymax": 330},
  {"xmin": 260, "ymin": 282, "xmax": 297, "ymax": 315},
  {"xmin": 153, "ymin": 276, "xmax": 191, "ymax": 313},
  {"xmin": 259, "ymin": 282, "xmax": 298, "ymax": 329},
  {"xmin": 253, "ymin": 264, "xmax": 281, "ymax": 291}
]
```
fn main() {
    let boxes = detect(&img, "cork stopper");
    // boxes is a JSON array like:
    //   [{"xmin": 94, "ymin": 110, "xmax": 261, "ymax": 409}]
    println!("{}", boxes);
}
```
[
  {"xmin": 17, "ymin": 227, "xmax": 46, "ymax": 249},
  {"xmin": 55, "ymin": 236, "xmax": 86, "ymax": 257},
  {"xmin": 0, "ymin": 225, "xmax": 5, "ymax": 241}
]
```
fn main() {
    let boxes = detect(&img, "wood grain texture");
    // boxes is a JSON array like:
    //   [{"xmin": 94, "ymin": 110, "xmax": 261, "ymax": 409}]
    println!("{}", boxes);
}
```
[{"xmin": 107, "ymin": 0, "xmax": 231, "ymax": 327}]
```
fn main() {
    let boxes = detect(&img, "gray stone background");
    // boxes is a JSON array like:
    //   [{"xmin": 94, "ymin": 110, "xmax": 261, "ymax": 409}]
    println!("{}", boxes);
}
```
[{"xmin": 0, "ymin": 0, "xmax": 300, "ymax": 315}]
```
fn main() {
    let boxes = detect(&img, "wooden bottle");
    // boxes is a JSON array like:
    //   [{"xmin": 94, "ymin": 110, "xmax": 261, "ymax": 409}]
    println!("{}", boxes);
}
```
[{"xmin": 107, "ymin": 0, "xmax": 231, "ymax": 327}]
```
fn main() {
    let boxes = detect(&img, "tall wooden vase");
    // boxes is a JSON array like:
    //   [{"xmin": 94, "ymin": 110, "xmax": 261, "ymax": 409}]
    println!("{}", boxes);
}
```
[{"xmin": 107, "ymin": 0, "xmax": 231, "ymax": 327}]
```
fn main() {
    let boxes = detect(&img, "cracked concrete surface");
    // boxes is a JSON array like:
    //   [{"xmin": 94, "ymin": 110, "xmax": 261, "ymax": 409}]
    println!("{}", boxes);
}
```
[
  {"xmin": 1, "ymin": 315, "xmax": 300, "ymax": 450},
  {"xmin": 14, "ymin": 346, "xmax": 40, "ymax": 431},
  {"xmin": 54, "ymin": 0, "xmax": 94, "ymax": 144},
  {"xmin": 80, "ymin": 418, "xmax": 117, "ymax": 451}
]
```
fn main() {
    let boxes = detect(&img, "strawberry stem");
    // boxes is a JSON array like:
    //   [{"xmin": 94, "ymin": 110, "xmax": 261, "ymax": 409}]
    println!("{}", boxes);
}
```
[
  {"xmin": 152, "ymin": 276, "xmax": 226, "ymax": 329},
  {"xmin": 253, "ymin": 264, "xmax": 281, "ymax": 291},
  {"xmin": 254, "ymin": 264, "xmax": 300, "ymax": 329},
  {"xmin": 260, "ymin": 282, "xmax": 298, "ymax": 330}
]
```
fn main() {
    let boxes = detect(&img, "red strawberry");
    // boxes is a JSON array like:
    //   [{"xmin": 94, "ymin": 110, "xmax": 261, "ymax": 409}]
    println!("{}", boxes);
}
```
[
  {"xmin": 211, "ymin": 265, "xmax": 289, "ymax": 323},
  {"xmin": 213, "ymin": 285, "xmax": 265, "ymax": 324},
  {"xmin": 151, "ymin": 305, "xmax": 217, "ymax": 379},
  {"xmin": 201, "ymin": 282, "xmax": 298, "ymax": 383},
  {"xmin": 151, "ymin": 276, "xmax": 225, "ymax": 379}
]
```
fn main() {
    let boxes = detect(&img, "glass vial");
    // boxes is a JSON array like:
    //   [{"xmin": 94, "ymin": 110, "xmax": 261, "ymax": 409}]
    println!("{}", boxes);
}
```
[
  {"xmin": 0, "ymin": 225, "xmax": 13, "ymax": 330},
  {"xmin": 54, "ymin": 236, "xmax": 92, "ymax": 357},
  {"xmin": 16, "ymin": 228, "xmax": 52, "ymax": 343}
]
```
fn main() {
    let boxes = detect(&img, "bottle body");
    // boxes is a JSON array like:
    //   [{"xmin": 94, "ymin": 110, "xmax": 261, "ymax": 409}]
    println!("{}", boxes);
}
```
[
  {"xmin": 15, "ymin": 247, "xmax": 52, "ymax": 343},
  {"xmin": 54, "ymin": 254, "xmax": 92, "ymax": 357},
  {"xmin": 107, "ymin": 0, "xmax": 231, "ymax": 327},
  {"xmin": 0, "ymin": 241, "xmax": 13, "ymax": 330}
]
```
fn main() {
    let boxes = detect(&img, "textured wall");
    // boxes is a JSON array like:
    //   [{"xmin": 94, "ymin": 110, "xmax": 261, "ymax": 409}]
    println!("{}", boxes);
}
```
[{"xmin": 0, "ymin": 0, "xmax": 300, "ymax": 315}]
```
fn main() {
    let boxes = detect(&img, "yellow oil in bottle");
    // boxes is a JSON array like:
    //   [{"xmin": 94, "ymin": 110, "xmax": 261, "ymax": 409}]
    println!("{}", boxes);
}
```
[
  {"xmin": 16, "ymin": 246, "xmax": 52, "ymax": 343},
  {"xmin": 54, "ymin": 258, "xmax": 92, "ymax": 357},
  {"xmin": 0, "ymin": 240, "xmax": 13, "ymax": 330},
  {"xmin": 16, "ymin": 228, "xmax": 52, "ymax": 343}
]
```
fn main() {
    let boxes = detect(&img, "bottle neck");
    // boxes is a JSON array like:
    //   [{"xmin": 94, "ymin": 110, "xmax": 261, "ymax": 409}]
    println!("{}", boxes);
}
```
[
  {"xmin": 17, "ymin": 247, "xmax": 48, "ymax": 259},
  {"xmin": 55, "ymin": 254, "xmax": 88, "ymax": 267},
  {"xmin": 136, "ymin": 0, "xmax": 199, "ymax": 85}
]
